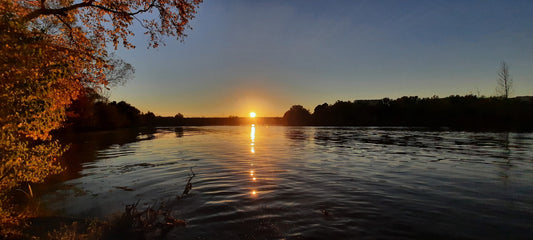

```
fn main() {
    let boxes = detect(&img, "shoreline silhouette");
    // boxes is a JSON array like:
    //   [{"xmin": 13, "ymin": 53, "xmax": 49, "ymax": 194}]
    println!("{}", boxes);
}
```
[{"xmin": 62, "ymin": 95, "xmax": 533, "ymax": 132}]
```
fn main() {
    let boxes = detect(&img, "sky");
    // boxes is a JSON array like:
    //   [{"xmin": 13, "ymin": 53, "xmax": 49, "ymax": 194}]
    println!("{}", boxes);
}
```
[{"xmin": 111, "ymin": 0, "xmax": 533, "ymax": 117}]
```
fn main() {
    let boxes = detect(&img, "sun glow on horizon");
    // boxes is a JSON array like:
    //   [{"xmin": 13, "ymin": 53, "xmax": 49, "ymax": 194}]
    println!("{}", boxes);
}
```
[{"xmin": 249, "ymin": 112, "xmax": 256, "ymax": 118}]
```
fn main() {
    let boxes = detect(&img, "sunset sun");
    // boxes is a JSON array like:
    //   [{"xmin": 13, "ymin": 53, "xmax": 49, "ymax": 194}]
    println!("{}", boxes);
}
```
[{"xmin": 249, "ymin": 112, "xmax": 256, "ymax": 118}]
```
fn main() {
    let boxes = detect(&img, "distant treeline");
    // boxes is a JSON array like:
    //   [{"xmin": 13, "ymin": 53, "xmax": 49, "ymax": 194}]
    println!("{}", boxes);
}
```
[
  {"xmin": 63, "ymin": 93, "xmax": 282, "ymax": 131},
  {"xmin": 283, "ymin": 95, "xmax": 533, "ymax": 131},
  {"xmin": 65, "ymin": 96, "xmax": 160, "ymax": 131},
  {"xmin": 63, "ymin": 93, "xmax": 533, "ymax": 132}
]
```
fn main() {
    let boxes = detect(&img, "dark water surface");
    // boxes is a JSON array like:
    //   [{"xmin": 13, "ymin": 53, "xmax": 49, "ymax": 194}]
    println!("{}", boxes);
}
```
[{"xmin": 40, "ymin": 126, "xmax": 533, "ymax": 239}]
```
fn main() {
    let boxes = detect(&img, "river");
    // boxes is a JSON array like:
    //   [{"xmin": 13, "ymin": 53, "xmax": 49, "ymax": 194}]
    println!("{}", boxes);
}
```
[{"xmin": 38, "ymin": 126, "xmax": 533, "ymax": 239}]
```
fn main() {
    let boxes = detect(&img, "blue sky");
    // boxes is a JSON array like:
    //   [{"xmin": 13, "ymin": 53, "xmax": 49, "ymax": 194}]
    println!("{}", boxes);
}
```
[{"xmin": 112, "ymin": 0, "xmax": 533, "ymax": 117}]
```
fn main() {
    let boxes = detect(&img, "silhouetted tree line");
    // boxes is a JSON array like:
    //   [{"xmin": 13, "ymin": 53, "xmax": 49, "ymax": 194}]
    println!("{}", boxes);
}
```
[
  {"xmin": 283, "ymin": 95, "xmax": 533, "ymax": 131},
  {"xmin": 63, "ymin": 91, "xmax": 185, "ymax": 131},
  {"xmin": 63, "ymin": 92, "xmax": 282, "ymax": 130},
  {"xmin": 179, "ymin": 117, "xmax": 278, "ymax": 125},
  {"xmin": 65, "ymin": 91, "xmax": 532, "ymax": 131}
]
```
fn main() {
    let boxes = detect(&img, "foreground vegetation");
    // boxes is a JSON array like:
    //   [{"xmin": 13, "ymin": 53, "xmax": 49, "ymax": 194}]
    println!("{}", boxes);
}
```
[
  {"xmin": 1, "ymin": 0, "xmax": 201, "ymax": 237},
  {"xmin": 27, "ymin": 170, "xmax": 195, "ymax": 240}
]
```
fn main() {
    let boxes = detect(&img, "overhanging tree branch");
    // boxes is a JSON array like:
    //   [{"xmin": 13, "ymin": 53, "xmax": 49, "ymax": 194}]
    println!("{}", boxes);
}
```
[
  {"xmin": 23, "ymin": 0, "xmax": 94, "ymax": 21},
  {"xmin": 23, "ymin": 0, "xmax": 159, "ymax": 21}
]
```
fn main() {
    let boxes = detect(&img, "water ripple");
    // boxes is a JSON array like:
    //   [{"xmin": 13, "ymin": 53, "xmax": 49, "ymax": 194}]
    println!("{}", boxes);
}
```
[{"xmin": 39, "ymin": 126, "xmax": 533, "ymax": 239}]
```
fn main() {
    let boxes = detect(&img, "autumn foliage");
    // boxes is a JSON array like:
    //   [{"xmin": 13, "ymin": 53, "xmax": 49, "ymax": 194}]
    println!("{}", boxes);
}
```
[{"xmin": 0, "ymin": 0, "xmax": 201, "ymax": 236}]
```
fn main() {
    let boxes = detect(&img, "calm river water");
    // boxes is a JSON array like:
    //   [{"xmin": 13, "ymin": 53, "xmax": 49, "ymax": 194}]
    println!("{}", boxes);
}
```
[{"xmin": 40, "ymin": 126, "xmax": 533, "ymax": 239}]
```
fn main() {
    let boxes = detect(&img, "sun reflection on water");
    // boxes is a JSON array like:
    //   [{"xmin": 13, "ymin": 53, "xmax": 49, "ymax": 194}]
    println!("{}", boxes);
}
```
[
  {"xmin": 250, "ymin": 125, "xmax": 255, "ymax": 142},
  {"xmin": 250, "ymin": 124, "xmax": 258, "ymax": 197}
]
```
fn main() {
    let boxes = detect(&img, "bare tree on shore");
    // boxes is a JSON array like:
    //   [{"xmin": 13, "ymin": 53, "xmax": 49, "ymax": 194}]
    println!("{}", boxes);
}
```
[{"xmin": 496, "ymin": 61, "xmax": 513, "ymax": 98}]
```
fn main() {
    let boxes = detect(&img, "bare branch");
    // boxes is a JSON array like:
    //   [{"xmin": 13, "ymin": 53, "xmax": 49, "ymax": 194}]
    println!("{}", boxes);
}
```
[
  {"xmin": 23, "ymin": 0, "xmax": 159, "ymax": 22},
  {"xmin": 23, "ymin": 0, "xmax": 95, "ymax": 21}
]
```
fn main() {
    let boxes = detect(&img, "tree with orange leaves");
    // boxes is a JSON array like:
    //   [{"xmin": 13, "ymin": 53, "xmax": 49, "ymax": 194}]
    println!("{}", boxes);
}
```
[{"xmin": 0, "ymin": 0, "xmax": 201, "ymax": 235}]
